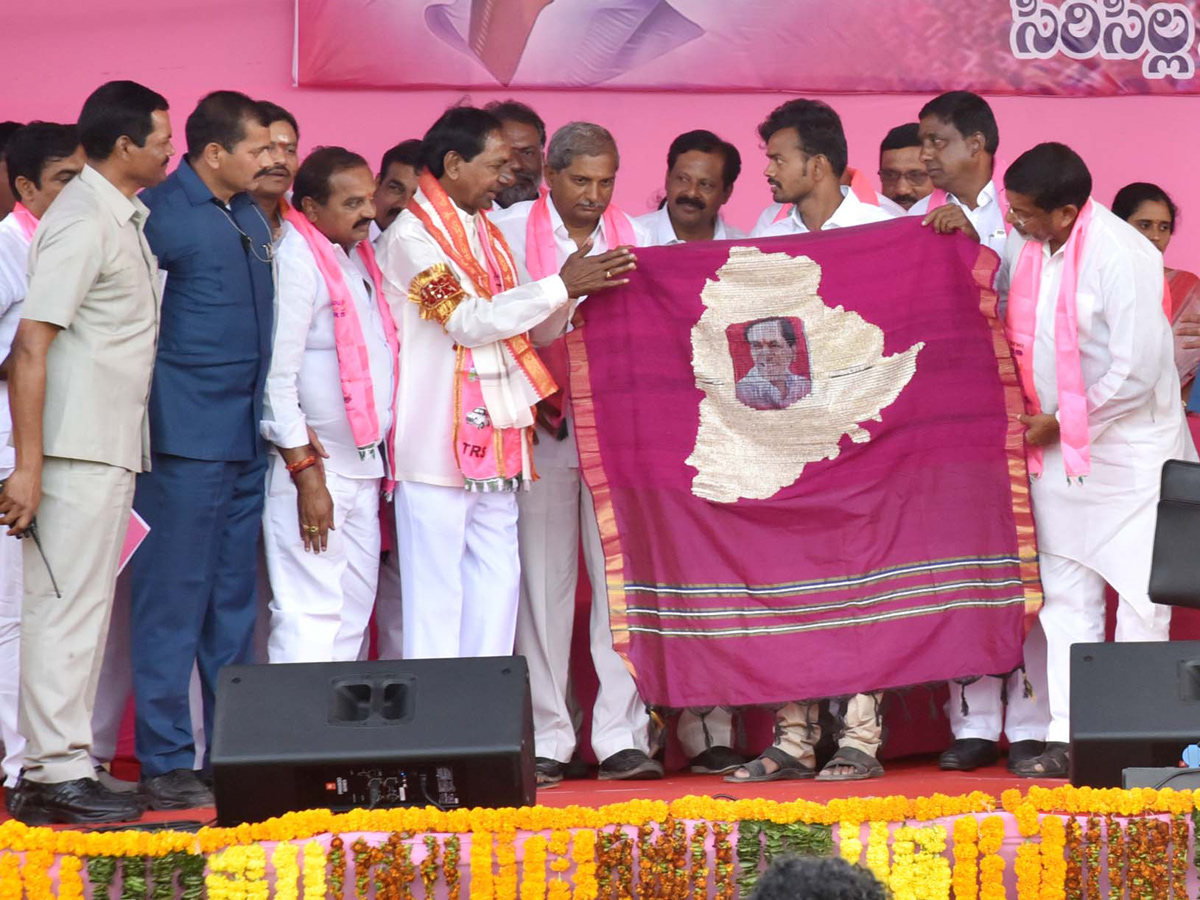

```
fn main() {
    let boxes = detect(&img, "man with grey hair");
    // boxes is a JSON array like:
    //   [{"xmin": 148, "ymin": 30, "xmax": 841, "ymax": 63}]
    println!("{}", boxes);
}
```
[{"xmin": 492, "ymin": 123, "xmax": 657, "ymax": 785}]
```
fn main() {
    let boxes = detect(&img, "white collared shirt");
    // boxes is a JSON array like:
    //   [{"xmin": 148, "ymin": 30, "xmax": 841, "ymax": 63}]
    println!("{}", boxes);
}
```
[
  {"xmin": 908, "ymin": 180, "xmax": 1008, "ymax": 256},
  {"xmin": 262, "ymin": 222, "xmax": 396, "ymax": 479},
  {"xmin": 632, "ymin": 205, "xmax": 747, "ymax": 246},
  {"xmin": 0, "ymin": 214, "xmax": 29, "ymax": 471},
  {"xmin": 751, "ymin": 186, "xmax": 893, "ymax": 238},
  {"xmin": 377, "ymin": 189, "xmax": 572, "ymax": 487},
  {"xmin": 490, "ymin": 198, "xmax": 650, "ymax": 468},
  {"xmin": 735, "ymin": 365, "xmax": 812, "ymax": 410}
]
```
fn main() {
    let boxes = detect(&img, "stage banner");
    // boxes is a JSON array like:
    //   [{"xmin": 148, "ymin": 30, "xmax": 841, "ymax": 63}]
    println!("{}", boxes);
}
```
[
  {"xmin": 296, "ymin": 0, "xmax": 1200, "ymax": 94},
  {"xmin": 567, "ymin": 219, "xmax": 1041, "ymax": 708}
]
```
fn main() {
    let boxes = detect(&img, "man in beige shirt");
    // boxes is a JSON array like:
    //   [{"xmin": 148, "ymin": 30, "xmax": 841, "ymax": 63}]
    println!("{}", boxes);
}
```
[{"xmin": 0, "ymin": 80, "xmax": 173, "ymax": 825}]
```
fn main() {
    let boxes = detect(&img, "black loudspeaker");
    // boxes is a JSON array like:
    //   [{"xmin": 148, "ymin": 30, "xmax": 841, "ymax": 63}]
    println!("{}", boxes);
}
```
[
  {"xmin": 211, "ymin": 656, "xmax": 535, "ymax": 826},
  {"xmin": 1070, "ymin": 641, "xmax": 1200, "ymax": 787}
]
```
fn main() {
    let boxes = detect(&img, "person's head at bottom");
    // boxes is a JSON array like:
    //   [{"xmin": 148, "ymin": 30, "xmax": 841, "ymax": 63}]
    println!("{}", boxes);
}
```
[{"xmin": 751, "ymin": 856, "xmax": 888, "ymax": 900}]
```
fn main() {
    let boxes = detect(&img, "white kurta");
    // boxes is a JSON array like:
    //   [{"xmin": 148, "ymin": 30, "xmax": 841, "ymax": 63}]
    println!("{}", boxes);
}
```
[
  {"xmin": 260, "ymin": 225, "xmax": 396, "ymax": 663},
  {"xmin": 908, "ymin": 180, "xmax": 1009, "ymax": 257},
  {"xmin": 376, "ymin": 188, "xmax": 573, "ymax": 660},
  {"xmin": 489, "ymin": 197, "xmax": 659, "ymax": 761},
  {"xmin": 632, "ymin": 205, "xmax": 747, "ymax": 246},
  {"xmin": 0, "ymin": 214, "xmax": 26, "ymax": 784}
]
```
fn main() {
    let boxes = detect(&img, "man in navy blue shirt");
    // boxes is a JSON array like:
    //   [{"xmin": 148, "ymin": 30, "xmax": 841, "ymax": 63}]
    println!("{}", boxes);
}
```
[{"xmin": 132, "ymin": 91, "xmax": 274, "ymax": 810}]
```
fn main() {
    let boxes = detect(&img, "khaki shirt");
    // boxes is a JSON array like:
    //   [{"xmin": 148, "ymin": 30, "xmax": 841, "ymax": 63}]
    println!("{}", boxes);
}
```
[{"xmin": 22, "ymin": 165, "xmax": 160, "ymax": 472}]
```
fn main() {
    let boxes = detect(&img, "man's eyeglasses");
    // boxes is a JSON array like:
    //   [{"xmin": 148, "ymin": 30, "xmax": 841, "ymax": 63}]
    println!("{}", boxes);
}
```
[{"xmin": 878, "ymin": 169, "xmax": 931, "ymax": 186}]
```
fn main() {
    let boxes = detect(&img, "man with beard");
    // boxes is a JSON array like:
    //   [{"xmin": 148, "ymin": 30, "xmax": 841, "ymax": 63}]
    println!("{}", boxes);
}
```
[
  {"xmin": 252, "ymin": 101, "xmax": 300, "ymax": 239},
  {"xmin": 129, "ymin": 91, "xmax": 275, "ymax": 810},
  {"xmin": 371, "ymin": 139, "xmax": 422, "ymax": 240},
  {"xmin": 375, "ymin": 107, "xmax": 634, "ymax": 665},
  {"xmin": 485, "ymin": 100, "xmax": 545, "ymax": 207},
  {"xmin": 636, "ymin": 129, "xmax": 745, "ymax": 244},
  {"xmin": 913, "ymin": 92, "xmax": 1008, "ymax": 257},
  {"xmin": 491, "ymin": 122, "xmax": 660, "ymax": 785},
  {"xmin": 261, "ymin": 147, "xmax": 398, "ymax": 664},
  {"xmin": 997, "ymin": 143, "xmax": 1192, "ymax": 777},
  {"xmin": 877, "ymin": 123, "xmax": 931, "ymax": 214},
  {"xmin": 735, "ymin": 98, "xmax": 891, "ymax": 784}
]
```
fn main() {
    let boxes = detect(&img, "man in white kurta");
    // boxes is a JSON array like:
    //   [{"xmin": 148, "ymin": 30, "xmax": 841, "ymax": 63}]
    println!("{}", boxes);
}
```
[
  {"xmin": 261, "ymin": 150, "xmax": 396, "ymax": 663},
  {"xmin": 491, "ymin": 121, "xmax": 669, "ymax": 783},
  {"xmin": 634, "ymin": 130, "xmax": 746, "ymax": 247},
  {"xmin": 998, "ymin": 142, "xmax": 1194, "ymax": 778},
  {"xmin": 911, "ymin": 91, "xmax": 1051, "ymax": 774},
  {"xmin": 376, "ymin": 107, "xmax": 634, "ymax": 667},
  {"xmin": 0, "ymin": 125, "xmax": 86, "ymax": 787}
]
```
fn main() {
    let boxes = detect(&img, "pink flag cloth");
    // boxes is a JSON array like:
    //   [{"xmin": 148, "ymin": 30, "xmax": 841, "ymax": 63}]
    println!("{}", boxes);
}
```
[
  {"xmin": 567, "ymin": 219, "xmax": 1039, "ymax": 708},
  {"xmin": 524, "ymin": 195, "xmax": 638, "ymax": 430},
  {"xmin": 281, "ymin": 206, "xmax": 400, "ymax": 489},
  {"xmin": 11, "ymin": 203, "xmax": 37, "ymax": 240},
  {"xmin": 1005, "ymin": 198, "xmax": 1095, "ymax": 479},
  {"xmin": 117, "ymin": 511, "xmax": 151, "ymax": 575}
]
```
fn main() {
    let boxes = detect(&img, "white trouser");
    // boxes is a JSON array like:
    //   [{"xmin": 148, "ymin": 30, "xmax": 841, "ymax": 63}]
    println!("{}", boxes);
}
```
[
  {"xmin": 374, "ymin": 498, "xmax": 404, "ymax": 659},
  {"xmin": 0, "ymin": 498, "xmax": 23, "ymax": 785},
  {"xmin": 515, "ymin": 465, "xmax": 649, "ymax": 763},
  {"xmin": 947, "ymin": 616, "xmax": 1049, "ymax": 743},
  {"xmin": 1039, "ymin": 552, "xmax": 1170, "ymax": 744},
  {"xmin": 264, "ymin": 461, "xmax": 382, "ymax": 664},
  {"xmin": 395, "ymin": 481, "xmax": 519, "ymax": 659},
  {"xmin": 92, "ymin": 573, "xmax": 206, "ymax": 770},
  {"xmin": 677, "ymin": 709, "xmax": 735, "ymax": 759}
]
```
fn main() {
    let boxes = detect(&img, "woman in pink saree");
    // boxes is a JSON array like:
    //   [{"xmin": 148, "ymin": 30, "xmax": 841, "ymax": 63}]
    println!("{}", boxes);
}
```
[{"xmin": 1114, "ymin": 183, "xmax": 1200, "ymax": 447}]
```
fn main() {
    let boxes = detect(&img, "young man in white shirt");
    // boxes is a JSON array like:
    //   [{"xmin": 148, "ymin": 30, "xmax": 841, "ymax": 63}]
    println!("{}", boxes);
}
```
[
  {"xmin": 375, "ymin": 107, "xmax": 633, "ymax": 673},
  {"xmin": 0, "ymin": 123, "xmax": 86, "ymax": 790},
  {"xmin": 261, "ymin": 147, "xmax": 398, "ymax": 664},
  {"xmin": 493, "ymin": 122, "xmax": 669, "ymax": 784},
  {"xmin": 636, "ymin": 129, "xmax": 746, "ymax": 246},
  {"xmin": 733, "ymin": 99, "xmax": 891, "ymax": 785},
  {"xmin": 998, "ymin": 143, "xmax": 1193, "ymax": 778}
]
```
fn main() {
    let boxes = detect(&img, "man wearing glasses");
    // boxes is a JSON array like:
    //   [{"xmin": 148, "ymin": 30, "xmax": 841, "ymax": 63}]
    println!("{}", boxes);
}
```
[{"xmin": 877, "ymin": 123, "xmax": 932, "ymax": 214}]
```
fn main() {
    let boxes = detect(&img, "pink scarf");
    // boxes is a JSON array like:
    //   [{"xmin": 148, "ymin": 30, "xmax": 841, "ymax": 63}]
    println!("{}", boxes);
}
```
[
  {"xmin": 1005, "ymin": 198, "xmax": 1095, "ymax": 480},
  {"xmin": 11, "ymin": 203, "xmax": 38, "ymax": 241},
  {"xmin": 281, "ymin": 205, "xmax": 401, "ymax": 488},
  {"xmin": 771, "ymin": 167, "xmax": 879, "ymax": 224},
  {"xmin": 525, "ymin": 192, "xmax": 638, "ymax": 430}
]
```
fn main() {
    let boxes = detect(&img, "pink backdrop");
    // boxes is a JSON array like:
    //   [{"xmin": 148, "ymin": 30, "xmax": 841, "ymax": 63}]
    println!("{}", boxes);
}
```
[{"xmin": 6, "ymin": 0, "xmax": 1200, "ymax": 271}]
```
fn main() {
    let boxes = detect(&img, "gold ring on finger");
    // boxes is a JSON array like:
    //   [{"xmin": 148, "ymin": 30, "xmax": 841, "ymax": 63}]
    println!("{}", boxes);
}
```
[
  {"xmin": 307, "ymin": 525, "xmax": 319, "ymax": 534},
  {"xmin": 604, "ymin": 270, "xmax": 611, "ymax": 279}
]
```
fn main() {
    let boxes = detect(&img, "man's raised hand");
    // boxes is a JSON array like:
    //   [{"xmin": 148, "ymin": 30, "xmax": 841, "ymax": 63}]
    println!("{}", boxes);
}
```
[{"xmin": 559, "ymin": 240, "xmax": 637, "ymax": 298}]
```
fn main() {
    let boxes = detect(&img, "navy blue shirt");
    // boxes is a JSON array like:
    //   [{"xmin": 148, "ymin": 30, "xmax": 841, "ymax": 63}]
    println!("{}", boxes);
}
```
[{"xmin": 141, "ymin": 159, "xmax": 274, "ymax": 461}]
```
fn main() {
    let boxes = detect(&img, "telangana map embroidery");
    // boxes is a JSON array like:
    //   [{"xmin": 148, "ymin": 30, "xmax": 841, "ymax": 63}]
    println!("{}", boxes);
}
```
[{"xmin": 686, "ymin": 246, "xmax": 924, "ymax": 503}]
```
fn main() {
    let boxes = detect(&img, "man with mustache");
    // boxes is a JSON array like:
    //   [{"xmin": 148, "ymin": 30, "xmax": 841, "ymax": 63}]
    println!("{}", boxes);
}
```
[
  {"xmin": 376, "ymin": 107, "xmax": 635, "ymax": 668},
  {"xmin": 261, "ymin": 147, "xmax": 398, "ymax": 664},
  {"xmin": 128, "ymin": 92, "xmax": 275, "ymax": 810},
  {"xmin": 485, "ymin": 100, "xmax": 545, "ymax": 208},
  {"xmin": 492, "ymin": 122, "xmax": 660, "ymax": 784},
  {"xmin": 912, "ymin": 92, "xmax": 1008, "ymax": 257},
  {"xmin": 636, "ymin": 129, "xmax": 745, "ymax": 245},
  {"xmin": 371, "ymin": 139, "xmax": 422, "ymax": 240},
  {"xmin": 877, "ymin": 123, "xmax": 931, "ymax": 214},
  {"xmin": 251, "ymin": 101, "xmax": 301, "ymax": 239},
  {"xmin": 735, "ymin": 99, "xmax": 892, "ymax": 785}
]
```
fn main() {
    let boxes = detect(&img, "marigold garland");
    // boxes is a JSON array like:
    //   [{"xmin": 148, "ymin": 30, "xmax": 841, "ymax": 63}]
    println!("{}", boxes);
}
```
[
  {"xmin": 688, "ymin": 823, "xmax": 707, "ymax": 900},
  {"xmin": 1015, "ymin": 840, "xmax": 1041, "ymax": 900},
  {"xmin": 952, "ymin": 815, "xmax": 979, "ymax": 900},
  {"xmin": 1064, "ymin": 818, "xmax": 1082, "ymax": 900},
  {"xmin": 520, "ymin": 834, "xmax": 547, "ymax": 900},
  {"xmin": 1170, "ymin": 813, "xmax": 1188, "ymax": 900},
  {"xmin": 866, "ymin": 821, "xmax": 890, "ymax": 886},
  {"xmin": 422, "ymin": 834, "xmax": 442, "ymax": 898},
  {"xmin": 1106, "ymin": 815, "xmax": 1126, "ymax": 900},
  {"xmin": 713, "ymin": 823, "xmax": 735, "ymax": 900},
  {"xmin": 470, "ymin": 831, "xmax": 495, "ymax": 900},
  {"xmin": 547, "ymin": 830, "xmax": 571, "ymax": 900},
  {"xmin": 496, "ymin": 827, "xmax": 518, "ymax": 900},
  {"xmin": 838, "ymin": 820, "xmax": 862, "ymax": 866},
  {"xmin": 570, "ymin": 829, "xmax": 597, "ymax": 900},
  {"xmin": 328, "ymin": 836, "xmax": 346, "ymax": 899},
  {"xmin": 446, "ymin": 835, "xmax": 463, "ymax": 900},
  {"xmin": 913, "ymin": 825, "xmax": 950, "ymax": 900},
  {"xmin": 58, "ymin": 854, "xmax": 84, "ymax": 900},
  {"xmin": 888, "ymin": 826, "xmax": 916, "ymax": 900},
  {"xmin": 271, "ymin": 842, "xmax": 299, "ymax": 900},
  {"xmin": 0, "ymin": 853, "xmax": 20, "ymax": 900},
  {"xmin": 1038, "ymin": 813, "xmax": 1066, "ymax": 900},
  {"xmin": 21, "ymin": 848, "xmax": 53, "ymax": 900},
  {"xmin": 977, "ymin": 814, "xmax": 1006, "ymax": 900},
  {"xmin": 301, "ymin": 840, "xmax": 326, "ymax": 900}
]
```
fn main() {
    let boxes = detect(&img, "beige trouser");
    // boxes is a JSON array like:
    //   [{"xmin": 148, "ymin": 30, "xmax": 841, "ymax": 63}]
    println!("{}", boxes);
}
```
[
  {"xmin": 20, "ymin": 457, "xmax": 135, "ymax": 783},
  {"xmin": 773, "ymin": 692, "xmax": 883, "ymax": 768}
]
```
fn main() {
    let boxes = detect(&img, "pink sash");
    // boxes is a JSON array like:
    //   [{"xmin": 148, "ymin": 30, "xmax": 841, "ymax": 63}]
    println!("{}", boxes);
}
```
[
  {"xmin": 11, "ymin": 203, "xmax": 37, "ymax": 241},
  {"xmin": 1005, "ymin": 198, "xmax": 1095, "ymax": 480},
  {"xmin": 770, "ymin": 168, "xmax": 879, "ymax": 225},
  {"xmin": 281, "ymin": 206, "xmax": 401, "ymax": 489},
  {"xmin": 524, "ymin": 193, "xmax": 638, "ymax": 430}
]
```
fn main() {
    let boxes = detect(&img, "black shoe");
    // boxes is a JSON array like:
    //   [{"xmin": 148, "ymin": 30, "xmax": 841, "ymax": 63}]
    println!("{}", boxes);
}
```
[
  {"xmin": 1006, "ymin": 740, "xmax": 1046, "ymax": 774},
  {"xmin": 563, "ymin": 755, "xmax": 590, "ymax": 780},
  {"xmin": 535, "ymin": 758, "xmax": 565, "ymax": 789},
  {"xmin": 938, "ymin": 738, "xmax": 1000, "ymax": 772},
  {"xmin": 139, "ymin": 769, "xmax": 215, "ymax": 810},
  {"xmin": 6, "ymin": 775, "xmax": 144, "ymax": 825},
  {"xmin": 689, "ymin": 746, "xmax": 747, "ymax": 775},
  {"xmin": 598, "ymin": 749, "xmax": 664, "ymax": 781},
  {"xmin": 196, "ymin": 769, "xmax": 214, "ymax": 789}
]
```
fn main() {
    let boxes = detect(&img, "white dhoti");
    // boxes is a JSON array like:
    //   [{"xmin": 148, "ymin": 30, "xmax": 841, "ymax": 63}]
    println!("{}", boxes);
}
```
[
  {"xmin": 677, "ymin": 709, "xmax": 735, "ymax": 759},
  {"xmin": 946, "ymin": 618, "xmax": 1049, "ymax": 743},
  {"xmin": 515, "ymin": 462, "xmax": 649, "ymax": 763},
  {"xmin": 264, "ymin": 457, "xmax": 382, "ymax": 663},
  {"xmin": 395, "ymin": 481, "xmax": 520, "ymax": 659},
  {"xmin": 0, "ymin": 499, "xmax": 23, "ymax": 785}
]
